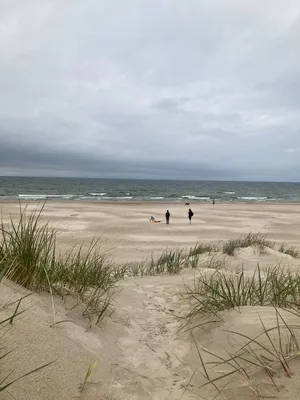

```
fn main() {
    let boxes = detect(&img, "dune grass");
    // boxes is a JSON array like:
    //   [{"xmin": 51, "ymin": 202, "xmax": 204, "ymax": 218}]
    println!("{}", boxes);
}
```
[
  {"xmin": 278, "ymin": 242, "xmax": 300, "ymax": 258},
  {"xmin": 0, "ymin": 205, "xmax": 119, "ymax": 324},
  {"xmin": 0, "ymin": 205, "xmax": 57, "ymax": 289},
  {"xmin": 183, "ymin": 263, "xmax": 300, "ymax": 397},
  {"xmin": 222, "ymin": 233, "xmax": 273, "ymax": 256},
  {"xmin": 186, "ymin": 243, "xmax": 220, "ymax": 269},
  {"xmin": 124, "ymin": 250, "xmax": 186, "ymax": 276},
  {"xmin": 189, "ymin": 308, "xmax": 300, "ymax": 399},
  {"xmin": 188, "ymin": 242, "xmax": 220, "ymax": 257},
  {"xmin": 49, "ymin": 241, "xmax": 119, "ymax": 323},
  {"xmin": 153, "ymin": 249, "xmax": 185, "ymax": 274},
  {"xmin": 124, "ymin": 245, "xmax": 222, "ymax": 276},
  {"xmin": 184, "ymin": 265, "xmax": 300, "ymax": 322}
]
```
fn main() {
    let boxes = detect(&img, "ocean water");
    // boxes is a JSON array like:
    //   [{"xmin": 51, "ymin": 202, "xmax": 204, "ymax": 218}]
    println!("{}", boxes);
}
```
[{"xmin": 0, "ymin": 177, "xmax": 300, "ymax": 203}]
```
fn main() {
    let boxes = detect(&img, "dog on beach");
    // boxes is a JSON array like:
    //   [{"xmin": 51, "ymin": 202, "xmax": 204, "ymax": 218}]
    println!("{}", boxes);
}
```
[{"xmin": 184, "ymin": 202, "xmax": 190, "ymax": 206}]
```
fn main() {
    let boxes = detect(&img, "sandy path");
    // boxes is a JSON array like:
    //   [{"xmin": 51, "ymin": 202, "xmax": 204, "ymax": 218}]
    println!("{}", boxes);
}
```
[{"xmin": 103, "ymin": 275, "xmax": 193, "ymax": 400}]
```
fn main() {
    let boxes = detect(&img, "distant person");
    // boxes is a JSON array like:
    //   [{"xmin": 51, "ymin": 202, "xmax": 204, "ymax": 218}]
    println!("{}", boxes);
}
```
[
  {"xmin": 188, "ymin": 208, "xmax": 194, "ymax": 224},
  {"xmin": 165, "ymin": 210, "xmax": 170, "ymax": 224},
  {"xmin": 212, "ymin": 199, "xmax": 215, "ymax": 205}
]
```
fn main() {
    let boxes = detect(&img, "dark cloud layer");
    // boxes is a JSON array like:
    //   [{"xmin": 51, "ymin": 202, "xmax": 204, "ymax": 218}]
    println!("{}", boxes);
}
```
[{"xmin": 0, "ymin": 0, "xmax": 299, "ymax": 181}]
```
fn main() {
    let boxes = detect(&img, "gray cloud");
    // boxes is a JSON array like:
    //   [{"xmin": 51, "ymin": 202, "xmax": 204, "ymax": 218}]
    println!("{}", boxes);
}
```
[{"xmin": 0, "ymin": 0, "xmax": 299, "ymax": 181}]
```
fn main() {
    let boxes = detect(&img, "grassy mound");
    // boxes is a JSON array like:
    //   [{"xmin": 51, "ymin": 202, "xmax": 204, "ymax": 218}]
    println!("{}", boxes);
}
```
[
  {"xmin": 185, "ymin": 265, "xmax": 300, "ymax": 322},
  {"xmin": 222, "ymin": 233, "xmax": 273, "ymax": 256},
  {"xmin": 0, "ymin": 205, "xmax": 119, "ymax": 324}
]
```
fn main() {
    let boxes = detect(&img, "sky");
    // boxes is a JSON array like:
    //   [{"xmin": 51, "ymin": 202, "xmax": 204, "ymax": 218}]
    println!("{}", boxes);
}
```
[{"xmin": 0, "ymin": 0, "xmax": 299, "ymax": 181}]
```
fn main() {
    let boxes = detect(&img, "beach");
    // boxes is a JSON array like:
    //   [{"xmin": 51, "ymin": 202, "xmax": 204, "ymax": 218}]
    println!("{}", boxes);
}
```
[
  {"xmin": 1, "ymin": 201, "xmax": 300, "ymax": 400},
  {"xmin": 1, "ymin": 201, "xmax": 300, "ymax": 263},
  {"xmin": 1, "ymin": 0, "xmax": 299, "ymax": 397}
]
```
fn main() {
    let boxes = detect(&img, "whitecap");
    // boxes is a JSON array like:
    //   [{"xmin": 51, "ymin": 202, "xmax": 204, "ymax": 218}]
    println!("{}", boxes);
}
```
[
  {"xmin": 18, "ymin": 194, "xmax": 74, "ymax": 199},
  {"xmin": 181, "ymin": 195, "xmax": 210, "ymax": 200},
  {"xmin": 238, "ymin": 196, "xmax": 268, "ymax": 201}
]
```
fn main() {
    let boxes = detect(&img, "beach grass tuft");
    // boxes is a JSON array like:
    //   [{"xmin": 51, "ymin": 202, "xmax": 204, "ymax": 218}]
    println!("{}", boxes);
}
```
[
  {"xmin": 222, "ymin": 233, "xmax": 273, "ymax": 256},
  {"xmin": 188, "ymin": 242, "xmax": 220, "ymax": 257},
  {"xmin": 139, "ymin": 250, "xmax": 185, "ymax": 276},
  {"xmin": 184, "ymin": 264, "xmax": 300, "ymax": 322},
  {"xmin": 0, "ymin": 205, "xmax": 120, "ymax": 324},
  {"xmin": 278, "ymin": 242, "xmax": 300, "ymax": 258},
  {"xmin": 0, "ymin": 204, "xmax": 57, "ymax": 289}
]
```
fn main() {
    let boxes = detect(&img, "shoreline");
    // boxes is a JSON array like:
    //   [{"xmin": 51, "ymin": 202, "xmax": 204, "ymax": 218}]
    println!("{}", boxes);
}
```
[{"xmin": 1, "ymin": 199, "xmax": 300, "ymax": 206}]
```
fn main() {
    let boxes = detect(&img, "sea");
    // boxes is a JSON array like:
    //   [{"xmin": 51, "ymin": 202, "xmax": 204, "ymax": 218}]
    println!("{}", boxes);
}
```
[{"xmin": 0, "ymin": 177, "xmax": 300, "ymax": 203}]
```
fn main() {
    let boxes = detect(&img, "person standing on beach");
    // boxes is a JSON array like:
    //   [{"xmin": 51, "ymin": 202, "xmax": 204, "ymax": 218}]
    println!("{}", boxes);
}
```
[
  {"xmin": 165, "ymin": 210, "xmax": 170, "ymax": 224},
  {"xmin": 188, "ymin": 208, "xmax": 194, "ymax": 224}
]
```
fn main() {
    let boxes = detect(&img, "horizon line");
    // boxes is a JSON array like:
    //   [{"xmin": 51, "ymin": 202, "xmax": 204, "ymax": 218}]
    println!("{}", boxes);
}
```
[{"xmin": 0, "ymin": 175, "xmax": 299, "ymax": 184}]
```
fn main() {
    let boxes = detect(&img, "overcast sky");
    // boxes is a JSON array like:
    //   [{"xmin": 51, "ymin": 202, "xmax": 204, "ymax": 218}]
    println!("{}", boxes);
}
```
[{"xmin": 0, "ymin": 0, "xmax": 299, "ymax": 181}]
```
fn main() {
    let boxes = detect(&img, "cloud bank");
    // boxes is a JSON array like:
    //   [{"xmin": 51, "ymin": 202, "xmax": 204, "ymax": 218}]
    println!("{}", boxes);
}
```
[{"xmin": 0, "ymin": 0, "xmax": 299, "ymax": 181}]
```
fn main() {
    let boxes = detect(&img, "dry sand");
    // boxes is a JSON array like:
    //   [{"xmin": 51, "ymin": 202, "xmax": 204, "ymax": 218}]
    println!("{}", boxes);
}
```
[
  {"xmin": 1, "ymin": 201, "xmax": 300, "ymax": 263},
  {"xmin": 1, "ymin": 201, "xmax": 300, "ymax": 399}
]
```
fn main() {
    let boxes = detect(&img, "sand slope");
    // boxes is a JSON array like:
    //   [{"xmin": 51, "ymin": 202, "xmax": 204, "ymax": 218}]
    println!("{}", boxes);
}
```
[{"xmin": 1, "ymin": 247, "xmax": 300, "ymax": 399}]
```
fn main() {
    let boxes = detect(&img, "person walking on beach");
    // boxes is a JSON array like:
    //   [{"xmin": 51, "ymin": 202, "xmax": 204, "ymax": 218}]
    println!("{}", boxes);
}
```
[
  {"xmin": 188, "ymin": 208, "xmax": 194, "ymax": 224},
  {"xmin": 165, "ymin": 210, "xmax": 170, "ymax": 224}
]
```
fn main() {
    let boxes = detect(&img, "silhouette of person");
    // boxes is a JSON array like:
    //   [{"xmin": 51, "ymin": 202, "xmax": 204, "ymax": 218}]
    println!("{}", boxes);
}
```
[
  {"xmin": 165, "ymin": 210, "xmax": 170, "ymax": 224},
  {"xmin": 188, "ymin": 208, "xmax": 194, "ymax": 224}
]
